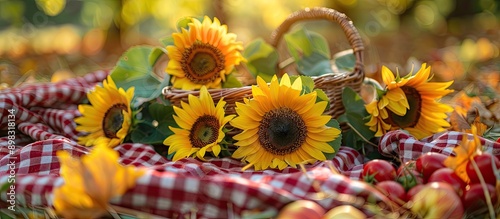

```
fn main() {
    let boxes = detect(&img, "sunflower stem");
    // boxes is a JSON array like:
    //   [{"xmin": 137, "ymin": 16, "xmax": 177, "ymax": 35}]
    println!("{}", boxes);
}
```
[
  {"xmin": 299, "ymin": 163, "xmax": 311, "ymax": 180},
  {"xmin": 108, "ymin": 205, "xmax": 168, "ymax": 219},
  {"xmin": 470, "ymin": 157, "xmax": 496, "ymax": 219},
  {"xmin": 346, "ymin": 123, "xmax": 378, "ymax": 148},
  {"xmin": 106, "ymin": 206, "xmax": 123, "ymax": 219},
  {"xmin": 326, "ymin": 161, "xmax": 340, "ymax": 174},
  {"xmin": 364, "ymin": 77, "xmax": 384, "ymax": 92}
]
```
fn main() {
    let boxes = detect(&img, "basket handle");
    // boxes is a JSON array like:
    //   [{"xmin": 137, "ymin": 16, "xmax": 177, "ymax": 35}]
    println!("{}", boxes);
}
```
[{"xmin": 269, "ymin": 7, "xmax": 364, "ymax": 77}]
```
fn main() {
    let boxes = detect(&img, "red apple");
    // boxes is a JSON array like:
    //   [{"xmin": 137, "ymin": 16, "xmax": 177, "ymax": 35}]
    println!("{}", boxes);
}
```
[
  {"xmin": 375, "ymin": 181, "xmax": 407, "ymax": 204},
  {"xmin": 415, "ymin": 152, "xmax": 448, "ymax": 183},
  {"xmin": 410, "ymin": 182, "xmax": 464, "ymax": 219},
  {"xmin": 427, "ymin": 168, "xmax": 467, "ymax": 196},
  {"xmin": 462, "ymin": 183, "xmax": 498, "ymax": 215},
  {"xmin": 465, "ymin": 153, "xmax": 500, "ymax": 186}
]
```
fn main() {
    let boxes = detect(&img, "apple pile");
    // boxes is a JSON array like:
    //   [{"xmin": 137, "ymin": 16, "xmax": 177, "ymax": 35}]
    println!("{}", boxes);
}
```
[
  {"xmin": 275, "ymin": 151, "xmax": 499, "ymax": 218},
  {"xmin": 363, "ymin": 152, "xmax": 500, "ymax": 218}
]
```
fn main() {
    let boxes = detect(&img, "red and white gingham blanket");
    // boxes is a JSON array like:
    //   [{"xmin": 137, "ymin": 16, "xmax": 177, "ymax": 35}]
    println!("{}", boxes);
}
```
[{"xmin": 1, "ymin": 71, "xmax": 499, "ymax": 218}]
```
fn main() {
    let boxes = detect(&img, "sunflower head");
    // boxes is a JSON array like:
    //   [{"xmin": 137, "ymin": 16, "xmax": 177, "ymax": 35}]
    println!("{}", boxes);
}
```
[
  {"xmin": 75, "ymin": 75, "xmax": 135, "ymax": 147},
  {"xmin": 230, "ymin": 74, "xmax": 341, "ymax": 171},
  {"xmin": 163, "ymin": 86, "xmax": 235, "ymax": 161},
  {"xmin": 365, "ymin": 63, "xmax": 454, "ymax": 139},
  {"xmin": 166, "ymin": 16, "xmax": 245, "ymax": 90}
]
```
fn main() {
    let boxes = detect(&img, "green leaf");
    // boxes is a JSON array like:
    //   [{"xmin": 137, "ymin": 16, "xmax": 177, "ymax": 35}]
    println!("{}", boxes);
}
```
[
  {"xmin": 337, "ymin": 114, "xmax": 348, "ymax": 124},
  {"xmin": 219, "ymin": 147, "xmax": 232, "ymax": 158},
  {"xmin": 284, "ymin": 27, "xmax": 313, "ymax": 57},
  {"xmin": 1, "ymin": 211, "xmax": 15, "ymax": 219},
  {"xmin": 314, "ymin": 88, "xmax": 329, "ymax": 106},
  {"xmin": 130, "ymin": 102, "xmax": 176, "ymax": 145},
  {"xmin": 309, "ymin": 31, "xmax": 330, "ymax": 58},
  {"xmin": 243, "ymin": 38, "xmax": 278, "ymax": 82},
  {"xmin": 222, "ymin": 73, "xmax": 243, "ymax": 88},
  {"xmin": 291, "ymin": 75, "xmax": 314, "ymax": 94},
  {"xmin": 339, "ymin": 117, "xmax": 371, "ymax": 151},
  {"xmin": 289, "ymin": 75, "xmax": 330, "ymax": 108},
  {"xmin": 166, "ymin": 151, "xmax": 175, "ymax": 160},
  {"xmin": 332, "ymin": 49, "xmax": 356, "ymax": 73},
  {"xmin": 484, "ymin": 124, "xmax": 500, "ymax": 141},
  {"xmin": 110, "ymin": 46, "xmax": 170, "ymax": 107},
  {"xmin": 324, "ymin": 119, "xmax": 342, "ymax": 160},
  {"xmin": 159, "ymin": 36, "xmax": 174, "ymax": 47},
  {"xmin": 149, "ymin": 47, "xmax": 166, "ymax": 68},
  {"xmin": 342, "ymin": 87, "xmax": 367, "ymax": 115},
  {"xmin": 176, "ymin": 16, "xmax": 193, "ymax": 31},
  {"xmin": 339, "ymin": 87, "xmax": 376, "ymax": 149},
  {"xmin": 0, "ymin": 181, "xmax": 12, "ymax": 193},
  {"xmin": 284, "ymin": 27, "xmax": 331, "ymax": 76},
  {"xmin": 341, "ymin": 128, "xmax": 360, "ymax": 150},
  {"xmin": 295, "ymin": 54, "xmax": 332, "ymax": 76},
  {"xmin": 344, "ymin": 112, "xmax": 374, "ymax": 142}
]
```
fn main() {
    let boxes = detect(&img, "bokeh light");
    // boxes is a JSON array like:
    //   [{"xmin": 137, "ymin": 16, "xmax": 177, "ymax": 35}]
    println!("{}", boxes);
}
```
[{"xmin": 0, "ymin": 0, "xmax": 498, "ymax": 90}]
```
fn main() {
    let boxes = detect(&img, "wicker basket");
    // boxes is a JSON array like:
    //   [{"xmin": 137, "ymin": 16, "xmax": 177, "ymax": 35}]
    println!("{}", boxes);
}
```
[{"xmin": 162, "ymin": 7, "xmax": 364, "ymax": 125}]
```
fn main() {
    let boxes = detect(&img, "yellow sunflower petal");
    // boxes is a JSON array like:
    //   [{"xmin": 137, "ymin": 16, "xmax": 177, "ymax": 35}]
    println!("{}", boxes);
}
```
[
  {"xmin": 279, "ymin": 73, "xmax": 291, "ymax": 87},
  {"xmin": 307, "ymin": 127, "xmax": 340, "ymax": 142},
  {"xmin": 53, "ymin": 145, "xmax": 143, "ymax": 218},
  {"xmin": 290, "ymin": 75, "xmax": 302, "ymax": 91},
  {"xmin": 301, "ymin": 101, "xmax": 328, "ymax": 120},
  {"xmin": 305, "ymin": 114, "xmax": 332, "ymax": 127},
  {"xmin": 301, "ymin": 143, "xmax": 327, "ymax": 161},
  {"xmin": 172, "ymin": 148, "xmax": 195, "ymax": 161},
  {"xmin": 230, "ymin": 115, "xmax": 260, "ymax": 130},
  {"xmin": 212, "ymin": 144, "xmax": 221, "ymax": 157},
  {"xmin": 232, "ymin": 144, "xmax": 259, "ymax": 159},
  {"xmin": 232, "ymin": 128, "xmax": 259, "ymax": 141},
  {"xmin": 233, "ymin": 135, "xmax": 259, "ymax": 147},
  {"xmin": 306, "ymin": 137, "xmax": 335, "ymax": 153},
  {"xmin": 382, "ymin": 66, "xmax": 396, "ymax": 86},
  {"xmin": 273, "ymin": 158, "xmax": 289, "ymax": 170}
]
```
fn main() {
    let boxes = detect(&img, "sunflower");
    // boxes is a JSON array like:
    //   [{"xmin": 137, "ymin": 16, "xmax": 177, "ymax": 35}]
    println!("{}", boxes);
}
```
[
  {"xmin": 75, "ymin": 75, "xmax": 134, "ymax": 147},
  {"xmin": 163, "ymin": 86, "xmax": 235, "ymax": 161},
  {"xmin": 53, "ymin": 144, "xmax": 144, "ymax": 219},
  {"xmin": 230, "ymin": 74, "xmax": 341, "ymax": 171},
  {"xmin": 365, "ymin": 63, "xmax": 454, "ymax": 139},
  {"xmin": 166, "ymin": 16, "xmax": 245, "ymax": 90}
]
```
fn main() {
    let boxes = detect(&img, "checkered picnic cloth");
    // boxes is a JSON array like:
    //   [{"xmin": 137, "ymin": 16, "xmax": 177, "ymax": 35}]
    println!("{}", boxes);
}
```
[{"xmin": 1, "ymin": 71, "xmax": 499, "ymax": 218}]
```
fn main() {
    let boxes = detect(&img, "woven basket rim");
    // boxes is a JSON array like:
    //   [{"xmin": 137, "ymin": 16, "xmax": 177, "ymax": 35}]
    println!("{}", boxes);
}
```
[{"xmin": 162, "ymin": 71, "xmax": 353, "ymax": 95}]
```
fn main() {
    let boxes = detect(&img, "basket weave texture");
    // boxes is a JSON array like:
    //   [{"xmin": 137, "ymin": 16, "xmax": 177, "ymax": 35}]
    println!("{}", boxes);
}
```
[{"xmin": 163, "ymin": 7, "xmax": 365, "ymax": 121}]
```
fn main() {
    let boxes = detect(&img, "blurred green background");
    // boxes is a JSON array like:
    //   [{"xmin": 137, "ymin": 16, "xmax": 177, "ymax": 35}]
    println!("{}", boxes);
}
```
[{"xmin": 0, "ymin": 0, "xmax": 499, "ymax": 91}]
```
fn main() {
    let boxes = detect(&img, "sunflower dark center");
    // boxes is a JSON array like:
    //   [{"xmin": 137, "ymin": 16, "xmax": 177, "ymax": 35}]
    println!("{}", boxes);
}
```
[
  {"xmin": 102, "ymin": 103, "xmax": 128, "ymax": 138},
  {"xmin": 258, "ymin": 107, "xmax": 307, "ymax": 155},
  {"xmin": 181, "ymin": 42, "xmax": 225, "ymax": 84},
  {"xmin": 385, "ymin": 86, "xmax": 422, "ymax": 128},
  {"xmin": 189, "ymin": 115, "xmax": 220, "ymax": 148}
]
